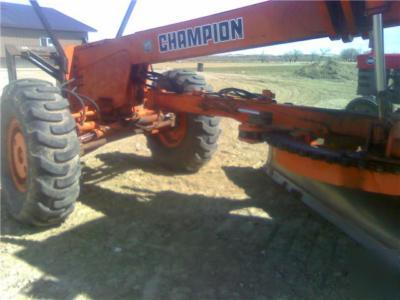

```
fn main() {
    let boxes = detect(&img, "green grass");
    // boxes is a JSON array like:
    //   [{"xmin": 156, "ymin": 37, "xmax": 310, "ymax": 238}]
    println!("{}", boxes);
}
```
[
  {"xmin": 155, "ymin": 61, "xmax": 359, "ymax": 109},
  {"xmin": 189, "ymin": 63, "xmax": 302, "ymax": 75}
]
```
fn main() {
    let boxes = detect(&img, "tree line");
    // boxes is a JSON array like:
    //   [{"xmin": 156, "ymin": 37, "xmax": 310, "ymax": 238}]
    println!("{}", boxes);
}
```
[
  {"xmin": 279, "ymin": 48, "xmax": 362, "ymax": 63},
  {"xmin": 186, "ymin": 48, "xmax": 363, "ymax": 63}
]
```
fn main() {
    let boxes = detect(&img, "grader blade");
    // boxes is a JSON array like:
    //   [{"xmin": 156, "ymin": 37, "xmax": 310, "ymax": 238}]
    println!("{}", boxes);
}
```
[{"xmin": 266, "ymin": 147, "xmax": 400, "ymax": 270}]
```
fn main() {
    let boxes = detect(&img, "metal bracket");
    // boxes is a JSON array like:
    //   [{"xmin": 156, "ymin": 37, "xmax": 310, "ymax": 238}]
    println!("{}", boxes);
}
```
[
  {"xmin": 4, "ymin": 44, "xmax": 62, "ymax": 83},
  {"xmin": 5, "ymin": 45, "xmax": 18, "ymax": 82},
  {"xmin": 29, "ymin": 0, "xmax": 67, "ymax": 82}
]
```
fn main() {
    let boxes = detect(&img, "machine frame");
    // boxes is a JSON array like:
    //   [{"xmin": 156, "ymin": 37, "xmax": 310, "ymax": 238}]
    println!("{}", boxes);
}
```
[
  {"xmin": 5, "ymin": 0, "xmax": 400, "ymax": 196},
  {"xmin": 72, "ymin": 1, "xmax": 400, "ymax": 196},
  {"xmin": 3, "ymin": 0, "xmax": 400, "ymax": 254}
]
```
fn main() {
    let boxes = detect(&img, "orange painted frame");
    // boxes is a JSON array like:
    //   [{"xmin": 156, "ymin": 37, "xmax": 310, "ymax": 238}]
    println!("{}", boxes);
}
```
[
  {"xmin": 273, "ymin": 148, "xmax": 400, "ymax": 196},
  {"xmin": 64, "ymin": 0, "xmax": 400, "ymax": 109},
  {"xmin": 145, "ymin": 89, "xmax": 381, "ymax": 141},
  {"xmin": 60, "ymin": 0, "xmax": 400, "ymax": 196},
  {"xmin": 70, "ymin": 0, "xmax": 400, "ymax": 68},
  {"xmin": 146, "ymin": 89, "xmax": 399, "ymax": 196}
]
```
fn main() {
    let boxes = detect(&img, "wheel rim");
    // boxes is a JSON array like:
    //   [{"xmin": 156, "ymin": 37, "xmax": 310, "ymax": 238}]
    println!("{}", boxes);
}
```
[
  {"xmin": 158, "ymin": 113, "xmax": 187, "ymax": 148},
  {"xmin": 7, "ymin": 118, "xmax": 28, "ymax": 192}
]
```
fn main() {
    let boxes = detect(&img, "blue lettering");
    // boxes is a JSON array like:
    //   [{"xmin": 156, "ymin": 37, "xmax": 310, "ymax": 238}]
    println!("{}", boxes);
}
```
[
  {"xmin": 159, "ymin": 18, "xmax": 244, "ymax": 52},
  {"xmin": 159, "ymin": 34, "xmax": 168, "ymax": 52},
  {"xmin": 202, "ymin": 25, "xmax": 213, "ymax": 45},
  {"xmin": 168, "ymin": 32, "xmax": 177, "ymax": 50},
  {"xmin": 231, "ymin": 18, "xmax": 243, "ymax": 40},
  {"xmin": 177, "ymin": 30, "xmax": 186, "ymax": 49},
  {"xmin": 188, "ymin": 27, "xmax": 202, "ymax": 46},
  {"xmin": 212, "ymin": 23, "xmax": 219, "ymax": 42},
  {"xmin": 219, "ymin": 22, "xmax": 230, "ymax": 42}
]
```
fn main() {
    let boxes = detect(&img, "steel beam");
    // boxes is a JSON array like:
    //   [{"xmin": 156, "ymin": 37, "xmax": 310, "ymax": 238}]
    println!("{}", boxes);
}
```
[
  {"xmin": 372, "ymin": 14, "xmax": 387, "ymax": 119},
  {"xmin": 116, "ymin": 0, "xmax": 137, "ymax": 38}
]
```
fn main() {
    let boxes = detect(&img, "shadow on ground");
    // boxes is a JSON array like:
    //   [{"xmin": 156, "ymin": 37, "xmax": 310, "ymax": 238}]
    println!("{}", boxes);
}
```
[{"xmin": 2, "ymin": 152, "xmax": 399, "ymax": 299}]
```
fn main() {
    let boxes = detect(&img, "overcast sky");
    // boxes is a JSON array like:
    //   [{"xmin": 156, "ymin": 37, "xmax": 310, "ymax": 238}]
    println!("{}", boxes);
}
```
[{"xmin": 3, "ymin": 0, "xmax": 400, "ymax": 55}]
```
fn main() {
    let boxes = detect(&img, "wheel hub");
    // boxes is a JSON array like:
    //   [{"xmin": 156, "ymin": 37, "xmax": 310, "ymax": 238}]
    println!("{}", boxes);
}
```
[
  {"xmin": 7, "ymin": 118, "xmax": 28, "ymax": 192},
  {"xmin": 158, "ymin": 113, "xmax": 187, "ymax": 148}
]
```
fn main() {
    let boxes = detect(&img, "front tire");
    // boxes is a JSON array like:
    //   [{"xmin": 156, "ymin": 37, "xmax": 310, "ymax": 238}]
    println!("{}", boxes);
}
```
[
  {"xmin": 1, "ymin": 79, "xmax": 81, "ymax": 226},
  {"xmin": 147, "ymin": 70, "xmax": 221, "ymax": 173}
]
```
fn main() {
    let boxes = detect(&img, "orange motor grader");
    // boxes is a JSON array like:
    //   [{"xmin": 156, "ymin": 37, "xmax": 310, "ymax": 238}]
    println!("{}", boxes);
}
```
[{"xmin": 2, "ymin": 1, "xmax": 400, "ymax": 267}]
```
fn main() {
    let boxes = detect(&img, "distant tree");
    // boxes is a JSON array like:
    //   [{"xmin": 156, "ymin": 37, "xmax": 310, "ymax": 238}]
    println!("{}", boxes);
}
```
[
  {"xmin": 292, "ymin": 50, "xmax": 303, "ymax": 62},
  {"xmin": 319, "ymin": 48, "xmax": 331, "ymax": 60},
  {"xmin": 282, "ymin": 52, "xmax": 291, "ymax": 62},
  {"xmin": 340, "ymin": 48, "xmax": 360, "ymax": 61},
  {"xmin": 310, "ymin": 51, "xmax": 318, "ymax": 62},
  {"xmin": 259, "ymin": 50, "xmax": 267, "ymax": 63},
  {"xmin": 284, "ymin": 49, "xmax": 303, "ymax": 62}
]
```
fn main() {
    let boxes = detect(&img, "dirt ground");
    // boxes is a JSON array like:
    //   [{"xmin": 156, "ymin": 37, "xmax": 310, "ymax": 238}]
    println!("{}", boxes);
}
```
[{"xmin": 1, "ymin": 67, "xmax": 399, "ymax": 299}]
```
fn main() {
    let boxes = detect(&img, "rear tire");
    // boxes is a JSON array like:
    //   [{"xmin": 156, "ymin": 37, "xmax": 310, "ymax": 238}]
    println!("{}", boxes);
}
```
[
  {"xmin": 346, "ymin": 96, "xmax": 394, "ymax": 116},
  {"xmin": 345, "ymin": 97, "xmax": 378, "ymax": 116},
  {"xmin": 1, "ymin": 79, "xmax": 81, "ymax": 226},
  {"xmin": 147, "ymin": 70, "xmax": 220, "ymax": 173}
]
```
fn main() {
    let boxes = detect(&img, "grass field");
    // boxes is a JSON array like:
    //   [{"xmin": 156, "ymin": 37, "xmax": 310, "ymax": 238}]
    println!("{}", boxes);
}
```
[{"xmin": 155, "ymin": 61, "xmax": 358, "ymax": 108}]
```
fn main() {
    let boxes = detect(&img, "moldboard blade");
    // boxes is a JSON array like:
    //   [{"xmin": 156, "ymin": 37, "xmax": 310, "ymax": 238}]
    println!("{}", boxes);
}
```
[{"xmin": 265, "ymin": 146, "xmax": 400, "ymax": 271}]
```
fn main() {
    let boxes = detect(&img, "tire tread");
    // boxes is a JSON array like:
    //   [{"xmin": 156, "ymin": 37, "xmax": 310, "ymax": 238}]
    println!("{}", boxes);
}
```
[
  {"xmin": 1, "ymin": 79, "xmax": 81, "ymax": 226},
  {"xmin": 147, "ymin": 70, "xmax": 220, "ymax": 173}
]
